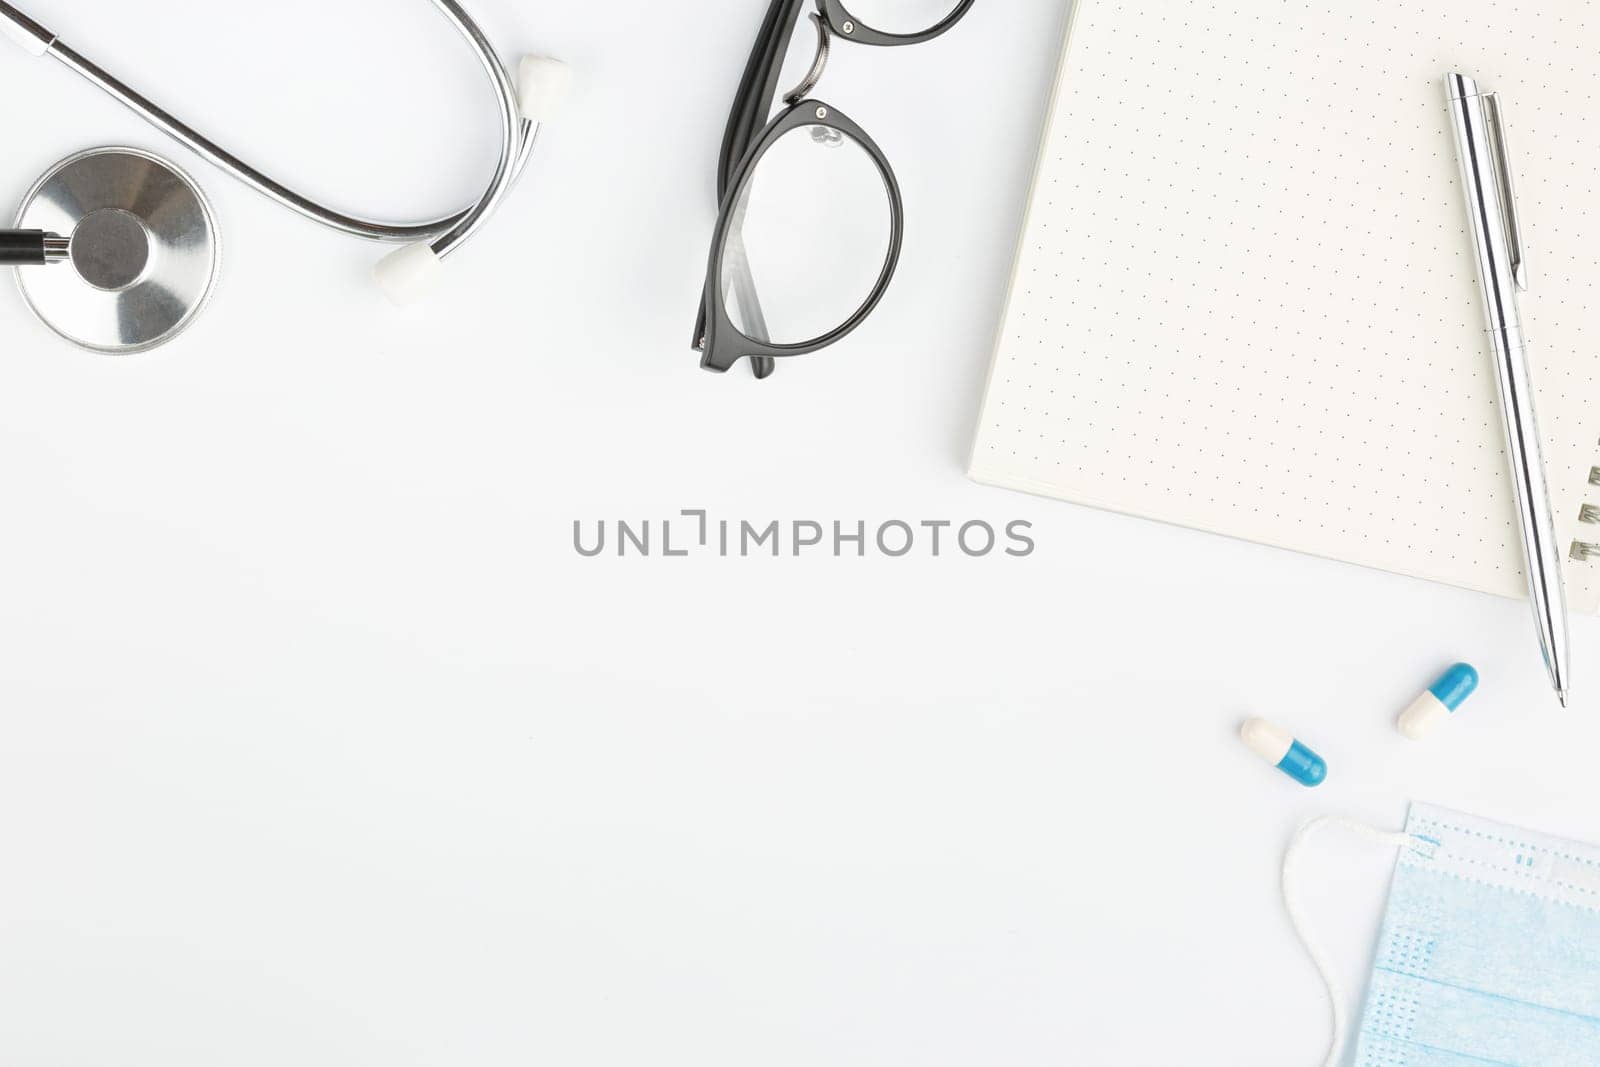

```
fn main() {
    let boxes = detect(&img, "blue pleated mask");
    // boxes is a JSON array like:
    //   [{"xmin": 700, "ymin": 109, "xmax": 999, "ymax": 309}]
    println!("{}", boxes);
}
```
[
  {"xmin": 1283, "ymin": 803, "xmax": 1600, "ymax": 1066},
  {"xmin": 1354, "ymin": 803, "xmax": 1600, "ymax": 1065}
]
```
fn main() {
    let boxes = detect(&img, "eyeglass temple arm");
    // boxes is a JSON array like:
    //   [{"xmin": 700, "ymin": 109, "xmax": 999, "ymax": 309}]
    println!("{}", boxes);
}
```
[
  {"xmin": 717, "ymin": 0, "xmax": 810, "ymax": 200},
  {"xmin": 695, "ymin": 237, "xmax": 776, "ymax": 381},
  {"xmin": 724, "ymin": 212, "xmax": 773, "ymax": 347},
  {"xmin": 700, "ymin": 0, "xmax": 809, "ymax": 378}
]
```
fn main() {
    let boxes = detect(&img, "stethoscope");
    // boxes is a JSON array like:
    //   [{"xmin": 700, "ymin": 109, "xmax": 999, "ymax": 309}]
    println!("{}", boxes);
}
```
[{"xmin": 0, "ymin": 0, "xmax": 569, "ymax": 352}]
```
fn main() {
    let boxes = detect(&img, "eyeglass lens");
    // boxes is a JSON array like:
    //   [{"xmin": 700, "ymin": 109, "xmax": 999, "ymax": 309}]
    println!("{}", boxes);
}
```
[{"xmin": 719, "ymin": 123, "xmax": 893, "ymax": 346}]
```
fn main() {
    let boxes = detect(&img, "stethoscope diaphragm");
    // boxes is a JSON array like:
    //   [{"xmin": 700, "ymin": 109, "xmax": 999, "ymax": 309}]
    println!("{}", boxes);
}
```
[{"xmin": 13, "ymin": 146, "xmax": 219, "ymax": 354}]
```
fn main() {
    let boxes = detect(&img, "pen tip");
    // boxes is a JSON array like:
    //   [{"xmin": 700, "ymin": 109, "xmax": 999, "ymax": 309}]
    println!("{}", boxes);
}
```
[{"xmin": 1559, "ymin": 689, "xmax": 1569, "ymax": 708}]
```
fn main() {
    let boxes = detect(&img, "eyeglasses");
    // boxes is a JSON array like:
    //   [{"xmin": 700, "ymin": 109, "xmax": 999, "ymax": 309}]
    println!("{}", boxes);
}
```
[{"xmin": 692, "ymin": 0, "xmax": 976, "ymax": 379}]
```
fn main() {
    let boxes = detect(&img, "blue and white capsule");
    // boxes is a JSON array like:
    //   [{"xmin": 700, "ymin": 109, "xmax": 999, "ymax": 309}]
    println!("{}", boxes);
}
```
[
  {"xmin": 1397, "ymin": 662, "xmax": 1479, "ymax": 740},
  {"xmin": 1240, "ymin": 718, "xmax": 1327, "ymax": 787}
]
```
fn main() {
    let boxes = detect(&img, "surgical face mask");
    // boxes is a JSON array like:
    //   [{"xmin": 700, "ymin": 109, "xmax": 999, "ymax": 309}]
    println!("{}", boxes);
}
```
[{"xmin": 1283, "ymin": 804, "xmax": 1600, "ymax": 1066}]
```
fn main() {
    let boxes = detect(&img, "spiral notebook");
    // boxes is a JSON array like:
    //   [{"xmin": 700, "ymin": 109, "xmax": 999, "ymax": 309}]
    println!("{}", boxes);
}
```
[{"xmin": 970, "ymin": 0, "xmax": 1600, "ymax": 612}]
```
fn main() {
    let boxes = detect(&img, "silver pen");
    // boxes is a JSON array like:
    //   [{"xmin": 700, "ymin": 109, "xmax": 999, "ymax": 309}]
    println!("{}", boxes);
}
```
[{"xmin": 1447, "ymin": 73, "xmax": 1571, "ymax": 705}]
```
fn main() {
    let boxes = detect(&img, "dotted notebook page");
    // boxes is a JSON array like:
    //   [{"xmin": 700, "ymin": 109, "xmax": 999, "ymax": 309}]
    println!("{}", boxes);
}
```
[{"xmin": 970, "ymin": 0, "xmax": 1600, "ymax": 613}]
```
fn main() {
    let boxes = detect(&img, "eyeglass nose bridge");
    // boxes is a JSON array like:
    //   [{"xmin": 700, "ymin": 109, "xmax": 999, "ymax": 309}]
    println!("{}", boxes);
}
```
[{"xmin": 782, "ymin": 11, "xmax": 832, "ymax": 106}]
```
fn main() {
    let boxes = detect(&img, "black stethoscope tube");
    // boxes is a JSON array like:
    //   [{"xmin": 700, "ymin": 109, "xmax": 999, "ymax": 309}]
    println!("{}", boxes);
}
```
[{"xmin": 0, "ymin": 229, "xmax": 66, "ymax": 266}]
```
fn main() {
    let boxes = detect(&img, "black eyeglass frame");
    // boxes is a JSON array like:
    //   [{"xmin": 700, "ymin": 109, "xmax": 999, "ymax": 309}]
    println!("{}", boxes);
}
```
[
  {"xmin": 694, "ymin": 0, "xmax": 977, "ymax": 378},
  {"xmin": 818, "ymin": 0, "xmax": 975, "ymax": 47},
  {"xmin": 698, "ymin": 101, "xmax": 905, "ymax": 374}
]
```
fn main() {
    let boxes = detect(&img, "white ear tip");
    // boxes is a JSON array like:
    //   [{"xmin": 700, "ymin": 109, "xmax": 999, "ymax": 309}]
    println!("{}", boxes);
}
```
[
  {"xmin": 374, "ymin": 243, "xmax": 443, "ymax": 307},
  {"xmin": 519, "ymin": 55, "xmax": 572, "ymax": 121}
]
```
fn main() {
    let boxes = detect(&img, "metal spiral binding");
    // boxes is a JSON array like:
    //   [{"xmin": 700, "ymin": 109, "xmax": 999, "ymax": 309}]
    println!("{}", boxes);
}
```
[{"xmin": 1572, "ymin": 455, "xmax": 1600, "ymax": 561}]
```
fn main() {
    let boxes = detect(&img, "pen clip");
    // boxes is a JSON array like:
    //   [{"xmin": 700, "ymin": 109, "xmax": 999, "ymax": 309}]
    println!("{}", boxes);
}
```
[{"xmin": 1483, "ymin": 92, "xmax": 1529, "ymax": 291}]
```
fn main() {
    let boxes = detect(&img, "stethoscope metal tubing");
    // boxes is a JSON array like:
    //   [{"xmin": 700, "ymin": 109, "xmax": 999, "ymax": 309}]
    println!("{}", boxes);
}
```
[{"xmin": 8, "ymin": 0, "xmax": 534, "ymax": 260}]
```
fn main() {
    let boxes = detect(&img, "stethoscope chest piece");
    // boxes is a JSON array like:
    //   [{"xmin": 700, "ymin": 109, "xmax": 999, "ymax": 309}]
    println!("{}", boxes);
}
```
[{"xmin": 14, "ymin": 147, "xmax": 218, "ymax": 354}]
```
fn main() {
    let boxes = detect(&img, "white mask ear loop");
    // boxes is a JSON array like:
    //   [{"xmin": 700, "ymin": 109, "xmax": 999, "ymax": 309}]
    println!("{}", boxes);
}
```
[{"xmin": 1281, "ymin": 816, "xmax": 1414, "ymax": 1067}]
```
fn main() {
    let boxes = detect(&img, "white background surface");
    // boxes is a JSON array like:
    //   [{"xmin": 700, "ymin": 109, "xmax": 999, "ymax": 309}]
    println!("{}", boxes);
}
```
[{"xmin": 0, "ymin": 1, "xmax": 1596, "ymax": 1064}]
